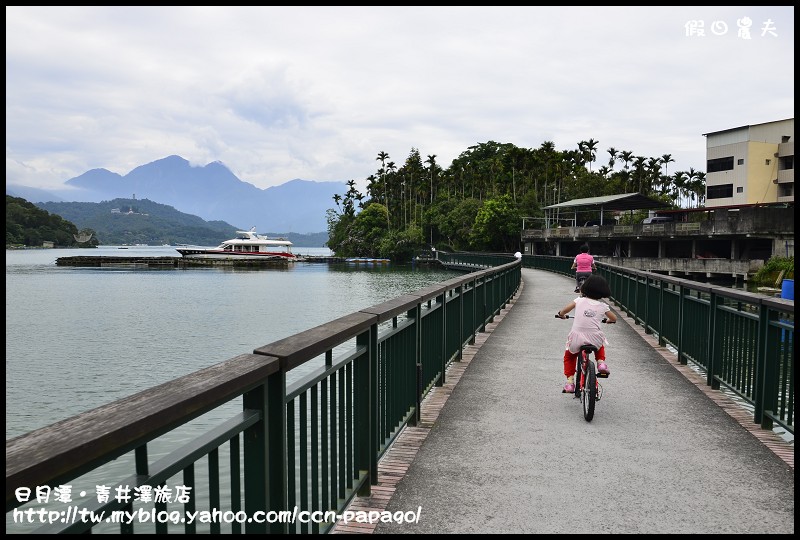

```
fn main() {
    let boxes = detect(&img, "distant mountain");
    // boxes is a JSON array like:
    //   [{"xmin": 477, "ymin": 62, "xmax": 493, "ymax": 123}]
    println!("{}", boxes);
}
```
[
  {"xmin": 5, "ymin": 184, "xmax": 66, "ymax": 204},
  {"xmin": 33, "ymin": 197, "xmax": 329, "ymax": 247},
  {"xmin": 6, "ymin": 155, "xmax": 347, "ymax": 234}
]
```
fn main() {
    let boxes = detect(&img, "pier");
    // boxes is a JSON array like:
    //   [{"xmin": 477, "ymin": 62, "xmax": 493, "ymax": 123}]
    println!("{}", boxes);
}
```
[{"xmin": 54, "ymin": 255, "xmax": 346, "ymax": 268}]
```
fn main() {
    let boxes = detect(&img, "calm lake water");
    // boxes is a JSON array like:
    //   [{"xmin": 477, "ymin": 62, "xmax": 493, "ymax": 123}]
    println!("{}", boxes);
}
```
[
  {"xmin": 6, "ymin": 246, "xmax": 463, "ymax": 439},
  {"xmin": 7, "ymin": 246, "xmax": 467, "ymax": 532}
]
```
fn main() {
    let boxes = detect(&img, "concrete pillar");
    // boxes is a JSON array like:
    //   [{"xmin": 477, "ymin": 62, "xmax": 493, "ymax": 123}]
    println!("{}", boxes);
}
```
[
  {"xmin": 774, "ymin": 237, "xmax": 794, "ymax": 258},
  {"xmin": 658, "ymin": 240, "xmax": 666, "ymax": 258}
]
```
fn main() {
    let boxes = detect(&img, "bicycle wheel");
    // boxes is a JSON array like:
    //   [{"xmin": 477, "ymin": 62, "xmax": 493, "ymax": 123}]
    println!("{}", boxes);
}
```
[{"xmin": 582, "ymin": 360, "xmax": 597, "ymax": 422}]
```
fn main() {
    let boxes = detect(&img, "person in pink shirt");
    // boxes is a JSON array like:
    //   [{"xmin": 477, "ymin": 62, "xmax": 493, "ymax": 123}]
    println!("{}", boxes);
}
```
[{"xmin": 571, "ymin": 244, "xmax": 596, "ymax": 293}]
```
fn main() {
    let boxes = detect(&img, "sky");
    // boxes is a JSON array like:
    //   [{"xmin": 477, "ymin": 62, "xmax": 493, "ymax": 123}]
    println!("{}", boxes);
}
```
[{"xmin": 6, "ymin": 6, "xmax": 795, "ymax": 195}]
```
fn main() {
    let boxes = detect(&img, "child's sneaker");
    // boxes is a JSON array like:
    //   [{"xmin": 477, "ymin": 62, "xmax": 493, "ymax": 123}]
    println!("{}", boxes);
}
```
[
  {"xmin": 597, "ymin": 362, "xmax": 610, "ymax": 375},
  {"xmin": 562, "ymin": 376, "xmax": 575, "ymax": 393}
]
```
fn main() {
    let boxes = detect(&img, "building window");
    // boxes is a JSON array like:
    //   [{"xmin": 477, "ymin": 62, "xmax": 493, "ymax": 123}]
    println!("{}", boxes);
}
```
[
  {"xmin": 766, "ymin": 159, "xmax": 771, "ymax": 165},
  {"xmin": 737, "ymin": 158, "xmax": 744, "ymax": 165},
  {"xmin": 707, "ymin": 184, "xmax": 734, "ymax": 199},
  {"xmin": 779, "ymin": 156, "xmax": 794, "ymax": 170},
  {"xmin": 736, "ymin": 187, "xmax": 743, "ymax": 193},
  {"xmin": 707, "ymin": 156, "xmax": 734, "ymax": 172}
]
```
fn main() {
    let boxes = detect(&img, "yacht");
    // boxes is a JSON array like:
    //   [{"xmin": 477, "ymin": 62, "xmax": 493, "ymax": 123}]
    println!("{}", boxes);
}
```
[{"xmin": 176, "ymin": 228, "xmax": 300, "ymax": 261}]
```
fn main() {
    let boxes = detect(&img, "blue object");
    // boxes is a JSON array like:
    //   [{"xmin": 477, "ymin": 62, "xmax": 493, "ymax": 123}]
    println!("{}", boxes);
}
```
[{"xmin": 781, "ymin": 279, "xmax": 794, "ymax": 300}]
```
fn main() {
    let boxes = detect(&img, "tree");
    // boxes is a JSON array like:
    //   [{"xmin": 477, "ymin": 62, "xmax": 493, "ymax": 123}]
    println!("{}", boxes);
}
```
[
  {"xmin": 376, "ymin": 151, "xmax": 390, "ymax": 227},
  {"xmin": 6, "ymin": 195, "xmax": 98, "ymax": 247},
  {"xmin": 607, "ymin": 147, "xmax": 618, "ymax": 170},
  {"xmin": 470, "ymin": 194, "xmax": 521, "ymax": 252}
]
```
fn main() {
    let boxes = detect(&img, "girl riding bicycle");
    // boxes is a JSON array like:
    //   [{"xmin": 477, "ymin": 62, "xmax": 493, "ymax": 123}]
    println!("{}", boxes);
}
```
[
  {"xmin": 556, "ymin": 274, "xmax": 616, "ymax": 393},
  {"xmin": 571, "ymin": 244, "xmax": 596, "ymax": 293}
]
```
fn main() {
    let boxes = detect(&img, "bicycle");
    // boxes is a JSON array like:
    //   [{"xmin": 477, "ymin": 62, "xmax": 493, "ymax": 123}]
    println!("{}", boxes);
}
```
[
  {"xmin": 555, "ymin": 314, "xmax": 612, "ymax": 422},
  {"xmin": 574, "ymin": 272, "xmax": 591, "ymax": 293}
]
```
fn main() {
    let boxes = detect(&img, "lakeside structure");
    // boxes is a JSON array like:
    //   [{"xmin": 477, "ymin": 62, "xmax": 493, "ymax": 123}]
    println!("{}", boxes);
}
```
[{"xmin": 521, "ymin": 119, "xmax": 794, "ymax": 282}]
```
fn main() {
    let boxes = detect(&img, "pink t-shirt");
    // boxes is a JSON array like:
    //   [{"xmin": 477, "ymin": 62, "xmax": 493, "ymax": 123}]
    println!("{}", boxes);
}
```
[
  {"xmin": 565, "ymin": 297, "xmax": 610, "ymax": 353},
  {"xmin": 574, "ymin": 253, "xmax": 594, "ymax": 272}
]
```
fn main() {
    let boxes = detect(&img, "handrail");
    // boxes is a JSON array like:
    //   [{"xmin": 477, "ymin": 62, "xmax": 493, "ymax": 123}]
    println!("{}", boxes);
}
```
[{"xmin": 6, "ymin": 256, "xmax": 522, "ymax": 533}]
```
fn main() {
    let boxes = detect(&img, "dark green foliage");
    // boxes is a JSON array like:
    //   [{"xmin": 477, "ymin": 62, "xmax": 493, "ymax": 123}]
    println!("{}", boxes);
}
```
[
  {"xmin": 327, "ymin": 139, "xmax": 696, "ymax": 259},
  {"xmin": 6, "ymin": 195, "xmax": 98, "ymax": 248},
  {"xmin": 752, "ymin": 256, "xmax": 794, "ymax": 285},
  {"xmin": 34, "ymin": 198, "xmax": 237, "ymax": 245}
]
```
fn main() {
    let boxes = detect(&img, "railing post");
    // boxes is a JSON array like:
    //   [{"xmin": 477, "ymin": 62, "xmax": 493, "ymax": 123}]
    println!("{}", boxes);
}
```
[
  {"xmin": 676, "ymin": 284, "xmax": 687, "ymax": 365},
  {"xmin": 243, "ymin": 374, "xmax": 284, "ymax": 534},
  {"xmin": 458, "ymin": 283, "xmax": 468, "ymax": 348},
  {"xmin": 706, "ymin": 291, "xmax": 721, "ymax": 390},
  {"xmin": 354, "ymin": 330, "xmax": 372, "ymax": 496},
  {"xmin": 753, "ymin": 303, "xmax": 768, "ymax": 426},
  {"xmin": 368, "ymin": 324, "xmax": 379, "ymax": 485},
  {"xmin": 438, "ymin": 292, "xmax": 447, "ymax": 386},
  {"xmin": 657, "ymin": 279, "xmax": 666, "ymax": 346},
  {"xmin": 411, "ymin": 302, "xmax": 422, "ymax": 426}
]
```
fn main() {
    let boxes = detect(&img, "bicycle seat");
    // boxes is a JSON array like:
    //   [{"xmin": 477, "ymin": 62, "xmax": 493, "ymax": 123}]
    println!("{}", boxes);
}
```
[{"xmin": 578, "ymin": 344, "xmax": 598, "ymax": 354}]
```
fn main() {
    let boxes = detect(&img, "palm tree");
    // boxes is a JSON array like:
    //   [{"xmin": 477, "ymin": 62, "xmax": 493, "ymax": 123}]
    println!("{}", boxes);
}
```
[
  {"xmin": 425, "ymin": 154, "xmax": 437, "ymax": 204},
  {"xmin": 386, "ymin": 161, "xmax": 397, "ymax": 228},
  {"xmin": 670, "ymin": 171, "xmax": 688, "ymax": 207},
  {"xmin": 377, "ymin": 151, "xmax": 390, "ymax": 227},
  {"xmin": 578, "ymin": 139, "xmax": 599, "ymax": 171},
  {"xmin": 661, "ymin": 154, "xmax": 674, "ymax": 178},
  {"xmin": 585, "ymin": 138, "xmax": 599, "ymax": 171},
  {"xmin": 619, "ymin": 150, "xmax": 634, "ymax": 172},
  {"xmin": 607, "ymin": 147, "xmax": 618, "ymax": 170},
  {"xmin": 692, "ymin": 172, "xmax": 706, "ymax": 207},
  {"xmin": 633, "ymin": 156, "xmax": 647, "ymax": 193},
  {"xmin": 646, "ymin": 157, "xmax": 662, "ymax": 195}
]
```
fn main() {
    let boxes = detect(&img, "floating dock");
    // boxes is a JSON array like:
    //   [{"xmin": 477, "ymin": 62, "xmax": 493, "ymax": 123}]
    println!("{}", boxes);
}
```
[{"xmin": 55, "ymin": 255, "xmax": 346, "ymax": 268}]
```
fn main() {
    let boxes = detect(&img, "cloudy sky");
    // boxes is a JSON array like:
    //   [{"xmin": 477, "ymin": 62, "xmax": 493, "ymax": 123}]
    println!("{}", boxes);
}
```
[{"xmin": 6, "ymin": 6, "xmax": 794, "ymax": 194}]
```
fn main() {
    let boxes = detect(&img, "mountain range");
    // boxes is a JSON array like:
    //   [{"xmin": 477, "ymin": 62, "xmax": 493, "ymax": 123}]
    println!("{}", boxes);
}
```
[{"xmin": 5, "ymin": 155, "xmax": 348, "ymax": 234}]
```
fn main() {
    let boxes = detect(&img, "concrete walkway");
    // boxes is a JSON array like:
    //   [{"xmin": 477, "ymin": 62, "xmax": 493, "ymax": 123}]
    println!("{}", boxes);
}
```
[{"xmin": 333, "ymin": 268, "xmax": 794, "ymax": 534}]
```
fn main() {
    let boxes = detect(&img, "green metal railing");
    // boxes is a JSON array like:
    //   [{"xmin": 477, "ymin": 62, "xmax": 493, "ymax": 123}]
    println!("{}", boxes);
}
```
[
  {"xmin": 6, "ymin": 255, "xmax": 521, "ymax": 534},
  {"xmin": 523, "ymin": 254, "xmax": 794, "ymax": 436}
]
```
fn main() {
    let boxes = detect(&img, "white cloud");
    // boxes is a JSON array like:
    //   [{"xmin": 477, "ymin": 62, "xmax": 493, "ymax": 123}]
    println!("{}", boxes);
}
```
[{"xmin": 6, "ymin": 6, "xmax": 795, "ymax": 194}]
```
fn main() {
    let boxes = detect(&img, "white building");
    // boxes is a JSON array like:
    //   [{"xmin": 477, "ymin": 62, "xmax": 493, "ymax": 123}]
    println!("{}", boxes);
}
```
[{"xmin": 703, "ymin": 118, "xmax": 794, "ymax": 207}]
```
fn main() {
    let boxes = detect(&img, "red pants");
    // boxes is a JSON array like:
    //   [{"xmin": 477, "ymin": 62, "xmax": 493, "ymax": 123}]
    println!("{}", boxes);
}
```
[{"xmin": 563, "ymin": 346, "xmax": 605, "ymax": 378}]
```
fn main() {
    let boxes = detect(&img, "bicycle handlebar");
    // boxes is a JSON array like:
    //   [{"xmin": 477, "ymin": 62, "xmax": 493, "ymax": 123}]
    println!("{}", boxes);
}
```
[{"xmin": 555, "ymin": 314, "xmax": 614, "ymax": 323}]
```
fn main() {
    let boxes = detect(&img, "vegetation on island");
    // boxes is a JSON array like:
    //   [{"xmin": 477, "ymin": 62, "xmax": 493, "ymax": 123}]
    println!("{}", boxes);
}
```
[
  {"xmin": 6, "ymin": 195, "xmax": 99, "ymax": 248},
  {"xmin": 326, "ymin": 140, "xmax": 706, "ymax": 261}
]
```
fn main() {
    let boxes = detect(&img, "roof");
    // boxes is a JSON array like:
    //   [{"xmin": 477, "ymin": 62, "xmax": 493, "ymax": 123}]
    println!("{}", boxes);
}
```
[
  {"xmin": 655, "ymin": 201, "xmax": 793, "ymax": 215},
  {"xmin": 702, "ymin": 117, "xmax": 793, "ymax": 137},
  {"xmin": 542, "ymin": 193, "xmax": 670, "ymax": 211}
]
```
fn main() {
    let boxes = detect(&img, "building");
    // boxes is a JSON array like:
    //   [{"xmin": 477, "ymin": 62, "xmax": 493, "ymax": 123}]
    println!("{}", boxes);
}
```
[{"xmin": 703, "ymin": 118, "xmax": 794, "ymax": 207}]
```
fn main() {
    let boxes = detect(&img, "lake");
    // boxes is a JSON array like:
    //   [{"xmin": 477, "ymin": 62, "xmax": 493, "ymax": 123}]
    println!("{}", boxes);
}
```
[{"xmin": 6, "ymin": 246, "xmax": 463, "ymax": 440}]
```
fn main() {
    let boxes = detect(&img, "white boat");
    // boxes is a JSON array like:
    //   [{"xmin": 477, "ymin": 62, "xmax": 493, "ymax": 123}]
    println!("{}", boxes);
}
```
[{"xmin": 176, "ymin": 228, "xmax": 300, "ymax": 261}]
